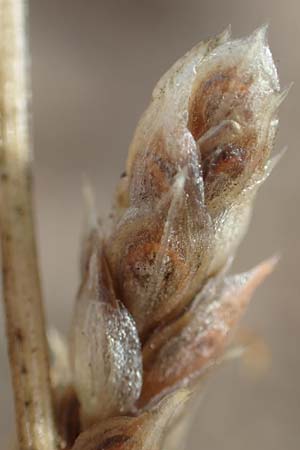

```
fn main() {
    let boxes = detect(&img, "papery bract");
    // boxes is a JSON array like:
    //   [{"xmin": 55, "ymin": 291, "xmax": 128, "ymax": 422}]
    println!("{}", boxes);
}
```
[
  {"xmin": 72, "ymin": 390, "xmax": 189, "ymax": 450},
  {"xmin": 71, "ymin": 230, "xmax": 142, "ymax": 427},
  {"xmin": 139, "ymin": 258, "xmax": 276, "ymax": 407}
]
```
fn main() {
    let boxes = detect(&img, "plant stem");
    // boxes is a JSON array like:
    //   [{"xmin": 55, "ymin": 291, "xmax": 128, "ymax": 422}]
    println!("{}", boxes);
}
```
[{"xmin": 0, "ymin": 1, "xmax": 58, "ymax": 449}]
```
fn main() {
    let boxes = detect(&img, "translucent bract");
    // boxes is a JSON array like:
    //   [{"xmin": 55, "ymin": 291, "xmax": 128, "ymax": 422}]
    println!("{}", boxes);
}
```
[{"xmin": 71, "ymin": 230, "xmax": 142, "ymax": 427}]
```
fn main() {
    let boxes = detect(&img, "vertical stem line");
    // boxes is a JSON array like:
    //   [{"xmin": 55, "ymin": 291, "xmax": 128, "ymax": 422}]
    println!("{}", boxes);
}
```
[{"xmin": 0, "ymin": 1, "xmax": 58, "ymax": 449}]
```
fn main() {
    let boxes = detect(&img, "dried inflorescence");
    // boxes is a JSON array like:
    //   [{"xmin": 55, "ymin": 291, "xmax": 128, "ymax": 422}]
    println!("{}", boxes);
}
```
[{"xmin": 66, "ymin": 26, "xmax": 286, "ymax": 450}]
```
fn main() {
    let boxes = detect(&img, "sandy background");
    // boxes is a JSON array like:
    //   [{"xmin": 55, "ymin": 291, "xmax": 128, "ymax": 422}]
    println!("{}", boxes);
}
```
[{"xmin": 0, "ymin": 0, "xmax": 299, "ymax": 448}]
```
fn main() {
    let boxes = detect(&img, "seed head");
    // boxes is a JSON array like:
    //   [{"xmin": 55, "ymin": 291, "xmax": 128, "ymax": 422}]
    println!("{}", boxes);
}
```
[{"xmin": 68, "ymin": 27, "xmax": 286, "ymax": 448}]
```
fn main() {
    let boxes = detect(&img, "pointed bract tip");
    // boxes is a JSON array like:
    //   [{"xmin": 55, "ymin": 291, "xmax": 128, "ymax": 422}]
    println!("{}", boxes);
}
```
[
  {"xmin": 82, "ymin": 174, "xmax": 98, "ymax": 231},
  {"xmin": 268, "ymin": 145, "xmax": 287, "ymax": 170},
  {"xmin": 151, "ymin": 388, "xmax": 191, "ymax": 421},
  {"xmin": 217, "ymin": 24, "xmax": 232, "ymax": 44},
  {"xmin": 247, "ymin": 255, "xmax": 279, "ymax": 289},
  {"xmin": 272, "ymin": 84, "xmax": 292, "ymax": 112},
  {"xmin": 253, "ymin": 23, "xmax": 269, "ymax": 44},
  {"xmin": 227, "ymin": 256, "xmax": 278, "ymax": 306},
  {"xmin": 245, "ymin": 24, "xmax": 270, "ymax": 58}
]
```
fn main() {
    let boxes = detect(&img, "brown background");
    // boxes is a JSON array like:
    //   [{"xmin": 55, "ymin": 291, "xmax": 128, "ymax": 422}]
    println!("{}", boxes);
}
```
[{"xmin": 0, "ymin": 0, "xmax": 299, "ymax": 448}]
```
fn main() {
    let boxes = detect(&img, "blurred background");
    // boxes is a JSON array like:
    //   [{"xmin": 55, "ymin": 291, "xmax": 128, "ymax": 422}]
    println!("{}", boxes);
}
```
[{"xmin": 0, "ymin": 0, "xmax": 299, "ymax": 448}]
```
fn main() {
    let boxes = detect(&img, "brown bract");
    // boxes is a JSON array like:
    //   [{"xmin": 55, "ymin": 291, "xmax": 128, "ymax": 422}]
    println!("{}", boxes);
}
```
[
  {"xmin": 72, "ymin": 390, "xmax": 189, "ymax": 450},
  {"xmin": 138, "ymin": 258, "xmax": 276, "ymax": 407}
]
